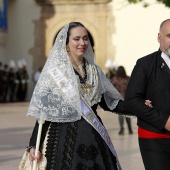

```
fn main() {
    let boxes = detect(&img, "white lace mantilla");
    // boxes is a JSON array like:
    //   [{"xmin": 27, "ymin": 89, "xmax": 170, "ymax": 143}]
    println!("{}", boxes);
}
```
[{"xmin": 27, "ymin": 23, "xmax": 122, "ymax": 123}]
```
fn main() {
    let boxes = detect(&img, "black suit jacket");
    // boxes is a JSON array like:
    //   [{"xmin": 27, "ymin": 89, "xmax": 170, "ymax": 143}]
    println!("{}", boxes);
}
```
[{"xmin": 125, "ymin": 50, "xmax": 170, "ymax": 133}]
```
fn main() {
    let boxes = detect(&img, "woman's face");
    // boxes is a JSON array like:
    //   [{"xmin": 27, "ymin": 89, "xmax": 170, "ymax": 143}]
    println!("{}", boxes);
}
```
[{"xmin": 67, "ymin": 26, "xmax": 89, "ymax": 58}]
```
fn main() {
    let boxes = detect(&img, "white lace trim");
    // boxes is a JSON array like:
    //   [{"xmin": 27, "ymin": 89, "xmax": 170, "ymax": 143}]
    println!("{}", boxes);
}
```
[{"xmin": 27, "ymin": 23, "xmax": 122, "ymax": 122}]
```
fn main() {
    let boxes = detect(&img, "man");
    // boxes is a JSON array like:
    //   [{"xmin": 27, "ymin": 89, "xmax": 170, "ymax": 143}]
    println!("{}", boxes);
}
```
[
  {"xmin": 125, "ymin": 19, "xmax": 170, "ymax": 170},
  {"xmin": 2, "ymin": 64, "xmax": 8, "ymax": 102},
  {"xmin": 0, "ymin": 62, "xmax": 3, "ymax": 102},
  {"xmin": 8, "ymin": 60, "xmax": 16, "ymax": 102}
]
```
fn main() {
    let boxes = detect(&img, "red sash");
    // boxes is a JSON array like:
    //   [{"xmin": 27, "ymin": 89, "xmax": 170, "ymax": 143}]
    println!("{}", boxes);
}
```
[{"xmin": 138, "ymin": 127, "xmax": 170, "ymax": 138}]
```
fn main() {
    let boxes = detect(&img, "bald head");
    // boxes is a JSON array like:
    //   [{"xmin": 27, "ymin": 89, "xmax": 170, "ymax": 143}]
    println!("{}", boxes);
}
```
[
  {"xmin": 159, "ymin": 19, "xmax": 170, "ymax": 32},
  {"xmin": 158, "ymin": 19, "xmax": 170, "ymax": 57}
]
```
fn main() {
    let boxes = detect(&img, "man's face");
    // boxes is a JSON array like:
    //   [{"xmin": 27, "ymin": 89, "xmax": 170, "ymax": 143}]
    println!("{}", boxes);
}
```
[{"xmin": 158, "ymin": 21, "xmax": 170, "ymax": 56}]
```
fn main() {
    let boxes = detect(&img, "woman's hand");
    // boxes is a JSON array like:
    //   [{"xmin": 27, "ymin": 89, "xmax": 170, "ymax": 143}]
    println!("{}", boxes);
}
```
[
  {"xmin": 145, "ymin": 100, "xmax": 153, "ymax": 108},
  {"xmin": 29, "ymin": 148, "xmax": 42, "ymax": 169}
]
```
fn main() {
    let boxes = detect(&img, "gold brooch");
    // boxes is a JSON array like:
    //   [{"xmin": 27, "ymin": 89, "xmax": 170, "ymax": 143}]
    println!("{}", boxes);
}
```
[{"xmin": 81, "ymin": 83, "xmax": 92, "ymax": 94}]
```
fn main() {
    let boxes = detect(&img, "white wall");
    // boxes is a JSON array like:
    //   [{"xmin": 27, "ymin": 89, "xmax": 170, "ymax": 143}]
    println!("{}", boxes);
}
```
[
  {"xmin": 112, "ymin": 0, "xmax": 170, "ymax": 75},
  {"xmin": 5, "ymin": 0, "xmax": 41, "ymax": 100}
]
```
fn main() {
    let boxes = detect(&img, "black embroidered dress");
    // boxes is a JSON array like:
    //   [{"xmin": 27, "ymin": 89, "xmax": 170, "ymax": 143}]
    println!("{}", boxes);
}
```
[{"xmin": 28, "ymin": 60, "xmax": 124, "ymax": 170}]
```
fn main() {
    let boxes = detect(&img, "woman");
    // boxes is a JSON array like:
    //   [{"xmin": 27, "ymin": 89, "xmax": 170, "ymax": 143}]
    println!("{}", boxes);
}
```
[
  {"xmin": 111, "ymin": 66, "xmax": 133, "ymax": 135},
  {"xmin": 20, "ymin": 22, "xmax": 140, "ymax": 170}
]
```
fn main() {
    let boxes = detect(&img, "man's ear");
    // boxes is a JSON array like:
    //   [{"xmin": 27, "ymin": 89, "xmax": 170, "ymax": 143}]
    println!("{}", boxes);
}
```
[{"xmin": 157, "ymin": 33, "xmax": 161, "ymax": 43}]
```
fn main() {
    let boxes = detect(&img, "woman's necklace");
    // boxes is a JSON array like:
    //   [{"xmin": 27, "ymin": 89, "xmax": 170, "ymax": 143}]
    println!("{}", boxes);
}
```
[
  {"xmin": 70, "ymin": 55, "xmax": 84, "ymax": 76},
  {"xmin": 73, "ymin": 58, "xmax": 92, "ymax": 94},
  {"xmin": 72, "ymin": 62, "xmax": 83, "ymax": 71}
]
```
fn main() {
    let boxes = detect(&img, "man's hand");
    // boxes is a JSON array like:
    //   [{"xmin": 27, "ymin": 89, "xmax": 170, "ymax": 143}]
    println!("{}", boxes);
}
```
[
  {"xmin": 164, "ymin": 116, "xmax": 170, "ymax": 131},
  {"xmin": 145, "ymin": 100, "xmax": 153, "ymax": 108}
]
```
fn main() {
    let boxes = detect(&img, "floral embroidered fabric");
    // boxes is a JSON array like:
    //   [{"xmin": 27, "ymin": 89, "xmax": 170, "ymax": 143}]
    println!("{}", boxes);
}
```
[{"xmin": 28, "ymin": 102, "xmax": 119, "ymax": 170}]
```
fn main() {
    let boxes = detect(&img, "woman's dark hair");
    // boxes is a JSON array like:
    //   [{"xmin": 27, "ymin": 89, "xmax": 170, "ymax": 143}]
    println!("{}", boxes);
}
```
[
  {"xmin": 66, "ymin": 22, "xmax": 86, "ymax": 45},
  {"xmin": 116, "ymin": 66, "xmax": 127, "ymax": 78}
]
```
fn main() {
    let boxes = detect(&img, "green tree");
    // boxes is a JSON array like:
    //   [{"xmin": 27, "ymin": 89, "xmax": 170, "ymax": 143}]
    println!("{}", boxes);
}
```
[{"xmin": 128, "ymin": 0, "xmax": 170, "ymax": 7}]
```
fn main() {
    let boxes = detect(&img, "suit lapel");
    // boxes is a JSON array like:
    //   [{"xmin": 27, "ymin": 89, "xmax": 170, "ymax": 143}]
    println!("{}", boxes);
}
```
[{"xmin": 159, "ymin": 56, "xmax": 170, "ymax": 75}]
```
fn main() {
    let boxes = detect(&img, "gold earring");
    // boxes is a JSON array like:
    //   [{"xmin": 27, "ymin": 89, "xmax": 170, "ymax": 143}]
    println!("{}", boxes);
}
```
[{"xmin": 66, "ymin": 46, "xmax": 69, "ymax": 52}]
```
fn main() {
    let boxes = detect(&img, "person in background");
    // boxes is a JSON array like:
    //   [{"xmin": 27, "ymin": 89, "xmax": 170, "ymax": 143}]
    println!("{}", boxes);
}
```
[
  {"xmin": 34, "ymin": 67, "xmax": 42, "ymax": 85},
  {"xmin": 105, "ymin": 59, "xmax": 115, "ymax": 80},
  {"xmin": 111, "ymin": 66, "xmax": 133, "ymax": 135},
  {"xmin": 2, "ymin": 64, "xmax": 8, "ymax": 102},
  {"xmin": 0, "ymin": 62, "xmax": 3, "ymax": 102},
  {"xmin": 15, "ymin": 60, "xmax": 24, "ymax": 101},
  {"xmin": 21, "ymin": 59, "xmax": 29, "ymax": 101},
  {"xmin": 8, "ymin": 60, "xmax": 17, "ymax": 102},
  {"xmin": 15, "ymin": 60, "xmax": 29, "ymax": 101},
  {"xmin": 125, "ymin": 19, "xmax": 170, "ymax": 170}
]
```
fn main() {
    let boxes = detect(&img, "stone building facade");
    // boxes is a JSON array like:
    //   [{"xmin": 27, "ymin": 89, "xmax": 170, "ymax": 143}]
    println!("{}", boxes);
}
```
[{"xmin": 31, "ymin": 0, "xmax": 115, "ymax": 71}]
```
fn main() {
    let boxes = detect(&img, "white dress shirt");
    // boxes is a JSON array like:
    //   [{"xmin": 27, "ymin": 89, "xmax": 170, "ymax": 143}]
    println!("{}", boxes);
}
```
[{"xmin": 161, "ymin": 52, "xmax": 170, "ymax": 69}]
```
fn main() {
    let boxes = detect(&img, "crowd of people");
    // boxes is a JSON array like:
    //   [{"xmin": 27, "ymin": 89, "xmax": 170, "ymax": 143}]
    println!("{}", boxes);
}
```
[{"xmin": 0, "ymin": 59, "xmax": 29, "ymax": 103}]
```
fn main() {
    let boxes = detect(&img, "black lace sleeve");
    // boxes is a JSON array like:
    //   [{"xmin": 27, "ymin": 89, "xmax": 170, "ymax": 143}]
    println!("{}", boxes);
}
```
[
  {"xmin": 28, "ymin": 121, "xmax": 50, "ymax": 152},
  {"xmin": 112, "ymin": 100, "xmax": 131, "ymax": 114},
  {"xmin": 99, "ymin": 95, "xmax": 131, "ymax": 115}
]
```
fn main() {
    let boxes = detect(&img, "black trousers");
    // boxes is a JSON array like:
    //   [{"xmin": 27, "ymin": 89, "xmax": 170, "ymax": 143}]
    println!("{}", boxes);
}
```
[
  {"xmin": 139, "ymin": 138, "xmax": 170, "ymax": 170},
  {"xmin": 118, "ymin": 115, "xmax": 132, "ymax": 132}
]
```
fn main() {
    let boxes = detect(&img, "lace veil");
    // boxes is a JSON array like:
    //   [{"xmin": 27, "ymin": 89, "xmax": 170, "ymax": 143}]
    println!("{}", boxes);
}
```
[{"xmin": 27, "ymin": 23, "xmax": 123, "ymax": 123}]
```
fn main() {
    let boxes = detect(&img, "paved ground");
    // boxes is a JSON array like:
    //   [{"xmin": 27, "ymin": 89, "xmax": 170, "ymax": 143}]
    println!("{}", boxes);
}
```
[{"xmin": 0, "ymin": 102, "xmax": 145, "ymax": 170}]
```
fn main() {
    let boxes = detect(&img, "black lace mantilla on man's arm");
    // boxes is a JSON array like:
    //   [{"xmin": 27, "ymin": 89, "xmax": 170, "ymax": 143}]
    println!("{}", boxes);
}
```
[{"xmin": 27, "ymin": 121, "xmax": 50, "ymax": 152}]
